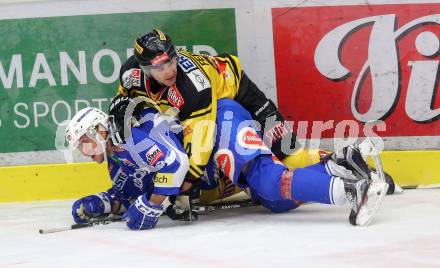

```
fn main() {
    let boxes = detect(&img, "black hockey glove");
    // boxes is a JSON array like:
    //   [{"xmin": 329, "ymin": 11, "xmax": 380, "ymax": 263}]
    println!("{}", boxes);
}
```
[
  {"xmin": 165, "ymin": 180, "xmax": 201, "ymax": 221},
  {"xmin": 108, "ymin": 95, "xmax": 144, "ymax": 145}
]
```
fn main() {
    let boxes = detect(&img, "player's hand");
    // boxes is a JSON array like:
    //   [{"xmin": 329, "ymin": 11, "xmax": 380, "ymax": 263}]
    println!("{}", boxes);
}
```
[
  {"xmin": 122, "ymin": 194, "xmax": 164, "ymax": 230},
  {"xmin": 71, "ymin": 193, "xmax": 112, "ymax": 223},
  {"xmin": 180, "ymin": 181, "xmax": 193, "ymax": 193},
  {"xmin": 108, "ymin": 95, "xmax": 144, "ymax": 145}
]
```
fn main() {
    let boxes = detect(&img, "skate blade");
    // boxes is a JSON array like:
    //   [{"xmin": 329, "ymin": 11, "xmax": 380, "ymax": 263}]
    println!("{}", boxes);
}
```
[{"xmin": 356, "ymin": 174, "xmax": 389, "ymax": 226}]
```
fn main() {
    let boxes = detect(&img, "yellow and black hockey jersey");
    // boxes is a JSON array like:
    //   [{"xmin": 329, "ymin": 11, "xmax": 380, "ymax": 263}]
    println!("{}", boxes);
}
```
[{"xmin": 116, "ymin": 50, "xmax": 243, "ymax": 181}]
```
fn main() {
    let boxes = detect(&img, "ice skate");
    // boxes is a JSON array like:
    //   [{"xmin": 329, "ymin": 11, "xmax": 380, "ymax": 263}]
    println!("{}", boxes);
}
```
[
  {"xmin": 343, "ymin": 172, "xmax": 388, "ymax": 226},
  {"xmin": 338, "ymin": 138, "xmax": 389, "ymax": 226}
]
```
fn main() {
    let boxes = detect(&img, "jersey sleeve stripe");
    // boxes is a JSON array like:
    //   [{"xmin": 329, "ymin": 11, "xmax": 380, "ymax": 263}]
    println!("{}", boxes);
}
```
[
  {"xmin": 190, "ymin": 163, "xmax": 204, "ymax": 175},
  {"xmin": 189, "ymin": 165, "xmax": 203, "ymax": 178},
  {"xmin": 117, "ymin": 85, "xmax": 129, "ymax": 95},
  {"xmin": 225, "ymin": 55, "xmax": 240, "ymax": 77},
  {"xmin": 188, "ymin": 103, "xmax": 212, "ymax": 118},
  {"xmin": 132, "ymin": 90, "xmax": 148, "ymax": 96},
  {"xmin": 187, "ymin": 108, "xmax": 212, "ymax": 119}
]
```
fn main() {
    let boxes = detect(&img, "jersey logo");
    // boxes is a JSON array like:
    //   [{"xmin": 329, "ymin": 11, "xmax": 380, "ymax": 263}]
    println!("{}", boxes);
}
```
[
  {"xmin": 237, "ymin": 127, "xmax": 267, "ymax": 150},
  {"xmin": 167, "ymin": 85, "xmax": 185, "ymax": 109},
  {"xmin": 132, "ymin": 175, "xmax": 144, "ymax": 190},
  {"xmin": 178, "ymin": 54, "xmax": 197, "ymax": 72},
  {"xmin": 178, "ymin": 54, "xmax": 211, "ymax": 91},
  {"xmin": 265, "ymin": 122, "xmax": 290, "ymax": 145},
  {"xmin": 213, "ymin": 149, "xmax": 235, "ymax": 182},
  {"xmin": 145, "ymin": 144, "xmax": 164, "ymax": 167},
  {"xmin": 122, "ymin": 68, "xmax": 141, "ymax": 89},
  {"xmin": 153, "ymin": 173, "xmax": 174, "ymax": 186},
  {"xmin": 112, "ymin": 168, "xmax": 128, "ymax": 190},
  {"xmin": 188, "ymin": 69, "xmax": 211, "ymax": 92}
]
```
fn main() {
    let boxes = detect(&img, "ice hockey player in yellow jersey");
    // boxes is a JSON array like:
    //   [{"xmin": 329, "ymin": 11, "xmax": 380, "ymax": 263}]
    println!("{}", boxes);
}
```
[{"xmin": 111, "ymin": 29, "xmax": 319, "ymax": 188}]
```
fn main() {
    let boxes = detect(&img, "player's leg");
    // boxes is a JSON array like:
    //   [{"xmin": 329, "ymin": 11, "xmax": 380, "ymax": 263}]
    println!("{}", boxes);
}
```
[
  {"xmin": 244, "ymin": 155, "xmax": 348, "ymax": 206},
  {"xmin": 244, "ymin": 144, "xmax": 387, "ymax": 225},
  {"xmin": 209, "ymin": 98, "xmax": 273, "ymax": 185},
  {"xmin": 212, "ymin": 99, "xmax": 387, "ymax": 225},
  {"xmin": 213, "ymin": 99, "xmax": 347, "ymax": 212}
]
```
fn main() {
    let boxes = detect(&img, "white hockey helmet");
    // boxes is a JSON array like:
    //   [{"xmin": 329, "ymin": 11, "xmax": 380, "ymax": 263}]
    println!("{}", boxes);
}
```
[{"xmin": 65, "ymin": 107, "xmax": 109, "ymax": 149}]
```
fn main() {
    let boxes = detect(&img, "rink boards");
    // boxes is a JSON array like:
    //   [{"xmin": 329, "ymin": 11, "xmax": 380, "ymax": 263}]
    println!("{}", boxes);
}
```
[{"xmin": 1, "ymin": 150, "xmax": 439, "ymax": 202}]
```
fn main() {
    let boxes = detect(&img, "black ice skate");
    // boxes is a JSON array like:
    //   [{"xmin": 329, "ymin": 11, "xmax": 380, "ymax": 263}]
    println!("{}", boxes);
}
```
[
  {"xmin": 343, "ymin": 177, "xmax": 369, "ymax": 225},
  {"xmin": 340, "ymin": 139, "xmax": 389, "ymax": 226},
  {"xmin": 344, "ymin": 172, "xmax": 388, "ymax": 226}
]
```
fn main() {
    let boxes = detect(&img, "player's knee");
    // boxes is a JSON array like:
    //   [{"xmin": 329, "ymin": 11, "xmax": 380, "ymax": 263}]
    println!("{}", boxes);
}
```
[{"xmin": 249, "ymin": 188, "xmax": 294, "ymax": 213}]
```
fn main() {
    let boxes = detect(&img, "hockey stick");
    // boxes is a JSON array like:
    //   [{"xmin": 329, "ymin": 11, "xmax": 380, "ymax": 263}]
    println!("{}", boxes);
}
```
[
  {"xmin": 194, "ymin": 199, "xmax": 259, "ymax": 215},
  {"xmin": 39, "ymin": 216, "xmax": 122, "ymax": 234},
  {"xmin": 39, "ymin": 199, "xmax": 259, "ymax": 234},
  {"xmin": 164, "ymin": 198, "xmax": 260, "ymax": 221}
]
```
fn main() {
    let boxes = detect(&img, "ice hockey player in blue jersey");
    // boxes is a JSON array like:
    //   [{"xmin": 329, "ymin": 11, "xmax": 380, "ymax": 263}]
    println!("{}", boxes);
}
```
[{"xmin": 65, "ymin": 103, "xmax": 189, "ymax": 230}]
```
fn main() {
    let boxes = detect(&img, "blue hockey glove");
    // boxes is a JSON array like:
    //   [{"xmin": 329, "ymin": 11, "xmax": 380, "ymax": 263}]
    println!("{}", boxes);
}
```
[
  {"xmin": 122, "ymin": 194, "xmax": 164, "ymax": 230},
  {"xmin": 71, "ymin": 192, "xmax": 113, "ymax": 224}
]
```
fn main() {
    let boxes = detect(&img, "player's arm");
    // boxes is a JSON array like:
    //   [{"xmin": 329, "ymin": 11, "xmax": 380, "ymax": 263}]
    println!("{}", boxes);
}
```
[
  {"xmin": 123, "ymin": 121, "xmax": 190, "ymax": 230},
  {"xmin": 71, "ymin": 159, "xmax": 129, "ymax": 224}
]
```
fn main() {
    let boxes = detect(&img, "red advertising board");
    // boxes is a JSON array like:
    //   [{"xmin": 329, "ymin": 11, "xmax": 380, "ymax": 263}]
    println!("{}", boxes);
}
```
[{"xmin": 272, "ymin": 4, "xmax": 440, "ymax": 138}]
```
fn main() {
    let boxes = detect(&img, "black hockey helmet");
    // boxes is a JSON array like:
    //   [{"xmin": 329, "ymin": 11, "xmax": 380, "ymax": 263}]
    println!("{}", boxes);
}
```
[{"xmin": 134, "ymin": 29, "xmax": 178, "ymax": 68}]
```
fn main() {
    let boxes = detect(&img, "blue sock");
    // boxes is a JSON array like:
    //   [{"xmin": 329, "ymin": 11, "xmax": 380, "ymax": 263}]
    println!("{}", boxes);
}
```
[{"xmin": 291, "ymin": 167, "xmax": 335, "ymax": 204}]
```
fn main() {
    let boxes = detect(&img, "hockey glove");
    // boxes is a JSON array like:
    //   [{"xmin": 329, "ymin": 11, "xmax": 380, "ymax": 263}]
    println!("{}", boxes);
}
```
[
  {"xmin": 108, "ymin": 95, "xmax": 144, "ymax": 145},
  {"xmin": 122, "ymin": 194, "xmax": 164, "ymax": 230},
  {"xmin": 72, "ymin": 192, "xmax": 113, "ymax": 224}
]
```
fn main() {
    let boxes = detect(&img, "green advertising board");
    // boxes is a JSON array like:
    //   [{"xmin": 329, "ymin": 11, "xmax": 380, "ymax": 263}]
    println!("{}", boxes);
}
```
[{"xmin": 0, "ymin": 9, "xmax": 237, "ymax": 153}]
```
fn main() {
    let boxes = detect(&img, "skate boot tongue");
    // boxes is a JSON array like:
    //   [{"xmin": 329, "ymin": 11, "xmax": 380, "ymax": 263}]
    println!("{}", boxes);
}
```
[{"xmin": 323, "ymin": 145, "xmax": 371, "ymax": 180}]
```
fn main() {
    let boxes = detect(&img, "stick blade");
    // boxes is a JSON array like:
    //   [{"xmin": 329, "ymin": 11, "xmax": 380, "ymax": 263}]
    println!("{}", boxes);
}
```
[{"xmin": 38, "ymin": 226, "xmax": 71, "ymax": 234}]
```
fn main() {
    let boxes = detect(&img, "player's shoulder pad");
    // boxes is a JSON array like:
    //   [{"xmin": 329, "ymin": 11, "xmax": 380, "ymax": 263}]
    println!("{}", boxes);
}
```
[{"xmin": 120, "ymin": 56, "xmax": 142, "ymax": 90}]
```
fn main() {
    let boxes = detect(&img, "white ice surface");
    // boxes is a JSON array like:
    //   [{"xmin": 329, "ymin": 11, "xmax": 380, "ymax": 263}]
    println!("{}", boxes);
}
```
[{"xmin": 1, "ymin": 189, "xmax": 440, "ymax": 268}]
